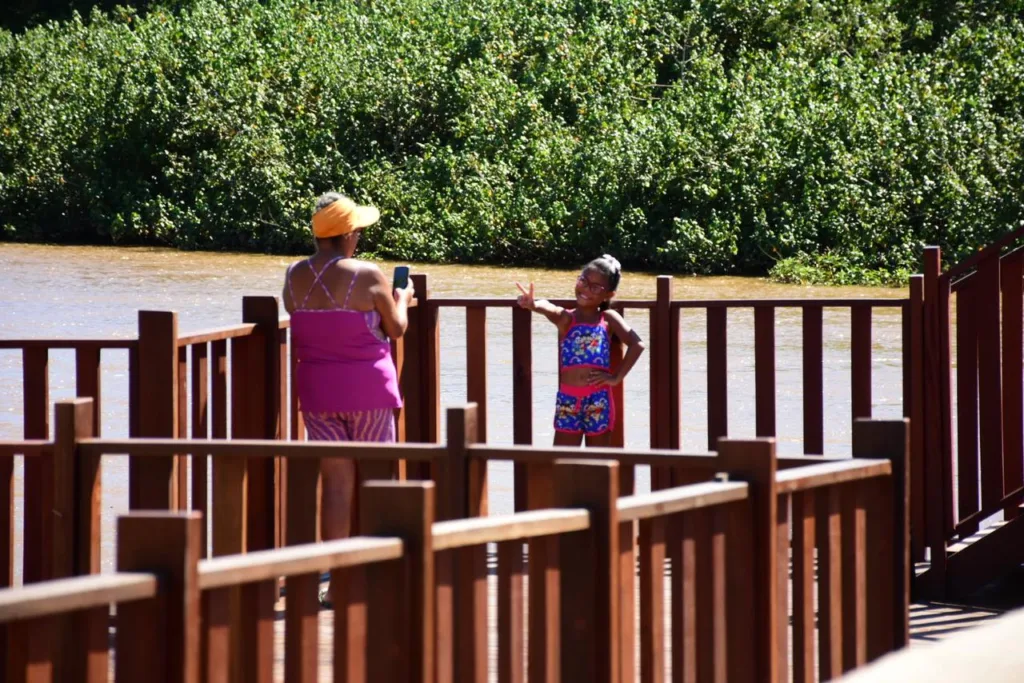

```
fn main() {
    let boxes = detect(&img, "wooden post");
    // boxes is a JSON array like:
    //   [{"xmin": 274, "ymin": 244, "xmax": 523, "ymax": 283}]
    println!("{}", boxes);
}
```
[
  {"xmin": 650, "ymin": 276, "xmax": 673, "ymax": 488},
  {"xmin": 921, "ymin": 247, "xmax": 948, "ymax": 597},
  {"xmin": 52, "ymin": 398, "xmax": 102, "ymax": 682},
  {"xmin": 906, "ymin": 276, "xmax": 925, "ymax": 562},
  {"xmin": 716, "ymin": 437, "xmax": 778, "ymax": 683},
  {"xmin": 467, "ymin": 307, "xmax": 489, "ymax": 443},
  {"xmin": 361, "ymin": 481, "xmax": 436, "ymax": 683},
  {"xmin": 853, "ymin": 418, "xmax": 911, "ymax": 655},
  {"xmin": 131, "ymin": 310, "xmax": 179, "ymax": 511},
  {"xmin": 512, "ymin": 306, "xmax": 534, "ymax": 511},
  {"xmin": 554, "ymin": 459, "xmax": 620, "ymax": 683},
  {"xmin": 22, "ymin": 346, "xmax": 49, "ymax": 585},
  {"xmin": 753, "ymin": 308, "xmax": 777, "ymax": 438},
  {"xmin": 116, "ymin": 512, "xmax": 202, "ymax": 683},
  {"xmin": 285, "ymin": 444, "xmax": 321, "ymax": 683}
]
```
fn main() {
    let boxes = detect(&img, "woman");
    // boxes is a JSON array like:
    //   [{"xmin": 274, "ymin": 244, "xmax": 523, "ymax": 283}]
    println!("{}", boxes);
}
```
[{"xmin": 283, "ymin": 192, "xmax": 414, "ymax": 566}]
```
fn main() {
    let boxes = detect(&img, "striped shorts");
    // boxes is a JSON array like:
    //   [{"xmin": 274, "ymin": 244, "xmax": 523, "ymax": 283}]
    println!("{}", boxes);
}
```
[{"xmin": 303, "ymin": 409, "xmax": 396, "ymax": 443}]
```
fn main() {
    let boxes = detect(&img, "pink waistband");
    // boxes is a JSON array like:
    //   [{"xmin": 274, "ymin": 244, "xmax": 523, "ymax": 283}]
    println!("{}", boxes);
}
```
[{"xmin": 559, "ymin": 383, "xmax": 605, "ymax": 398}]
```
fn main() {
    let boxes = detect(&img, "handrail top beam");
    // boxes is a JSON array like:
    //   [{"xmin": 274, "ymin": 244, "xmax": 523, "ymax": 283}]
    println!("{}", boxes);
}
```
[
  {"xmin": 618, "ymin": 481, "xmax": 749, "ymax": 522},
  {"xmin": 0, "ymin": 339, "xmax": 136, "ymax": 350},
  {"xmin": 0, "ymin": 573, "xmax": 157, "ymax": 623},
  {"xmin": 77, "ymin": 438, "xmax": 443, "ymax": 461},
  {"xmin": 776, "ymin": 458, "xmax": 892, "ymax": 494},
  {"xmin": 433, "ymin": 509, "xmax": 590, "ymax": 551},
  {"xmin": 198, "ymin": 537, "xmax": 403, "ymax": 591}
]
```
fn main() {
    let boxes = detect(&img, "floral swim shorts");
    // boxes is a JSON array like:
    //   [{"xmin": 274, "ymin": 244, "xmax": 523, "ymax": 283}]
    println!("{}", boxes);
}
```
[{"xmin": 553, "ymin": 384, "xmax": 615, "ymax": 436}]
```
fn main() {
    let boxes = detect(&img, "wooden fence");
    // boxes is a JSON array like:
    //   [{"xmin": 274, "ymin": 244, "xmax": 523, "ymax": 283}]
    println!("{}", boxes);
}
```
[{"xmin": 0, "ymin": 396, "xmax": 908, "ymax": 682}]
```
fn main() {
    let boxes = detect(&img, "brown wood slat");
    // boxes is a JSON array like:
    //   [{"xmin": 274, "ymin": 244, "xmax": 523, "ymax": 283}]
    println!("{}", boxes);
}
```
[
  {"xmin": 620, "ymin": 519, "xmax": 637, "ymax": 683},
  {"xmin": 841, "ymin": 484, "xmax": 868, "ymax": 671},
  {"xmin": 776, "ymin": 494, "xmax": 790, "ymax": 683},
  {"xmin": 6, "ymin": 616, "xmax": 55, "ymax": 683},
  {"xmin": 466, "ymin": 307, "xmax": 489, "ymax": 443},
  {"xmin": 698, "ymin": 507, "xmax": 727, "ymax": 683},
  {"xmin": 670, "ymin": 512, "xmax": 697, "ymax": 683},
  {"xmin": 817, "ymin": 487, "xmax": 844, "ymax": 681},
  {"xmin": 851, "ymin": 307, "xmax": 873, "ymax": 420},
  {"xmin": 512, "ymin": 307, "xmax": 533, "ymax": 512},
  {"xmin": 802, "ymin": 307, "xmax": 824, "ymax": 455},
  {"xmin": 937, "ymin": 267, "xmax": 956, "ymax": 538},
  {"xmin": 132, "ymin": 311, "xmax": 179, "ymax": 511},
  {"xmin": 455, "ymin": 545, "xmax": 488, "ymax": 683},
  {"xmin": 554, "ymin": 461, "xmax": 619, "ymax": 683},
  {"xmin": 285, "ymin": 573, "xmax": 319, "ymax": 683},
  {"xmin": 201, "ymin": 588, "xmax": 231, "ymax": 683},
  {"xmin": 977, "ymin": 257, "xmax": 1005, "ymax": 513},
  {"xmin": 640, "ymin": 517, "xmax": 666, "ymax": 683},
  {"xmin": 706, "ymin": 308, "xmax": 728, "ymax": 450},
  {"xmin": 791, "ymin": 492, "xmax": 816, "ymax": 683},
  {"xmin": 116, "ymin": 512, "xmax": 201, "ymax": 683},
  {"xmin": 956, "ymin": 284, "xmax": 980, "ymax": 525},
  {"xmin": 497, "ymin": 540, "xmax": 524, "ymax": 683},
  {"xmin": 610, "ymin": 308, "xmax": 626, "ymax": 449},
  {"xmin": 1002, "ymin": 249, "xmax": 1024, "ymax": 519},
  {"xmin": 435, "ymin": 548, "xmax": 454, "ymax": 683},
  {"xmin": 333, "ymin": 564, "xmax": 368, "ymax": 683},
  {"xmin": 22, "ymin": 347, "xmax": 49, "ymax": 584},
  {"xmin": 178, "ymin": 345, "xmax": 189, "ymax": 511},
  {"xmin": 74, "ymin": 346, "xmax": 102, "ymax": 436},
  {"xmin": 754, "ymin": 307, "xmax": 776, "ymax": 437},
  {"xmin": 527, "ymin": 533, "xmax": 558, "ymax": 683},
  {"xmin": 907, "ymin": 277, "xmax": 926, "ymax": 563},
  {"xmin": 191, "ymin": 344, "xmax": 209, "ymax": 557},
  {"xmin": 212, "ymin": 340, "xmax": 228, "ymax": 441}
]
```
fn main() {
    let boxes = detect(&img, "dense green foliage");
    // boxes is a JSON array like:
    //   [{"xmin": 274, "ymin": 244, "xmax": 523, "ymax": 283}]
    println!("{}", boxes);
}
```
[{"xmin": 1, "ymin": 0, "xmax": 1022, "ymax": 281}]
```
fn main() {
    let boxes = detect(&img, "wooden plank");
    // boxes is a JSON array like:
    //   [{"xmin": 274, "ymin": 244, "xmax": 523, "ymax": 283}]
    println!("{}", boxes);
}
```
[
  {"xmin": 512, "ymin": 306, "xmax": 533, "ymax": 512},
  {"xmin": 718, "ymin": 439, "xmax": 778, "ymax": 683},
  {"xmin": 841, "ymin": 484, "xmax": 868, "ymax": 671},
  {"xmin": 178, "ymin": 345, "xmax": 189, "ymax": 510},
  {"xmin": 706, "ymin": 308, "xmax": 728, "ymax": 450},
  {"xmin": 212, "ymin": 340, "xmax": 228, "ymax": 440},
  {"xmin": 497, "ymin": 541, "xmax": 525, "ymax": 683},
  {"xmin": 116, "ymin": 512, "xmax": 202, "ymax": 683},
  {"xmin": 776, "ymin": 494, "xmax": 790, "ymax": 683},
  {"xmin": 977, "ymin": 257, "xmax": 1005, "ymax": 513},
  {"xmin": 191, "ymin": 343, "xmax": 210, "ymax": 557},
  {"xmin": 617, "ymin": 481, "xmax": 748, "ymax": 522},
  {"xmin": 455, "ymin": 545, "xmax": 488, "ymax": 683},
  {"xmin": 754, "ymin": 307, "xmax": 776, "ymax": 437},
  {"xmin": 285, "ymin": 573, "xmax": 319, "ymax": 683},
  {"xmin": 936, "ymin": 264, "xmax": 956, "ymax": 538},
  {"xmin": 0, "ymin": 573, "xmax": 156, "ymax": 621},
  {"xmin": 650, "ymin": 277, "xmax": 673, "ymax": 488},
  {"xmin": 201, "ymin": 588, "xmax": 231, "ymax": 683},
  {"xmin": 361, "ymin": 482, "xmax": 435, "ymax": 683},
  {"xmin": 956, "ymin": 284, "xmax": 980, "ymax": 525},
  {"xmin": 1001, "ymin": 249, "xmax": 1024, "ymax": 519},
  {"xmin": 467, "ymin": 307, "xmax": 489, "ymax": 443},
  {"xmin": 776, "ymin": 460, "xmax": 891, "ymax": 494},
  {"xmin": 802, "ymin": 306, "xmax": 824, "ymax": 454},
  {"xmin": 74, "ymin": 346, "xmax": 102, "ymax": 436},
  {"xmin": 6, "ymin": 616, "xmax": 54, "ymax": 683},
  {"xmin": 619, "ymin": 519, "xmax": 636, "ymax": 683},
  {"xmin": 697, "ymin": 507, "xmax": 727, "ymax": 683},
  {"xmin": 853, "ymin": 419, "xmax": 910, "ymax": 653},
  {"xmin": 791, "ymin": 492, "xmax": 816, "ymax": 683},
  {"xmin": 417, "ymin": 277, "xmax": 442, "ymax": 445},
  {"xmin": 22, "ymin": 347, "xmax": 49, "ymax": 584},
  {"xmin": 906, "ymin": 278, "xmax": 926, "ymax": 562},
  {"xmin": 333, "ymin": 564, "xmax": 368, "ymax": 683},
  {"xmin": 610, "ymin": 308, "xmax": 626, "ymax": 449},
  {"xmin": 670, "ymin": 512, "xmax": 697, "ymax": 683},
  {"xmin": 554, "ymin": 460, "xmax": 619, "ymax": 683},
  {"xmin": 851, "ymin": 307, "xmax": 873, "ymax": 419},
  {"xmin": 639, "ymin": 517, "xmax": 666, "ymax": 683},
  {"xmin": 432, "ymin": 510, "xmax": 589, "ymax": 550},
  {"xmin": 817, "ymin": 487, "xmax": 844, "ymax": 680},
  {"xmin": 131, "ymin": 311, "xmax": 179, "ymax": 511},
  {"xmin": 921, "ymin": 248, "xmax": 949, "ymax": 593}
]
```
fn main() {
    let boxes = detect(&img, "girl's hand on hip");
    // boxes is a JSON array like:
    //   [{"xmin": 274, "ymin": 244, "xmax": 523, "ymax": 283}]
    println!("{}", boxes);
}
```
[
  {"xmin": 515, "ymin": 282, "xmax": 536, "ymax": 311},
  {"xmin": 587, "ymin": 369, "xmax": 620, "ymax": 387}
]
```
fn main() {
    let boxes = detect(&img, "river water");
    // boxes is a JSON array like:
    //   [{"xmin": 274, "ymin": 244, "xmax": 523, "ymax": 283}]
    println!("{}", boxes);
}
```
[{"xmin": 0, "ymin": 244, "xmax": 908, "ymax": 574}]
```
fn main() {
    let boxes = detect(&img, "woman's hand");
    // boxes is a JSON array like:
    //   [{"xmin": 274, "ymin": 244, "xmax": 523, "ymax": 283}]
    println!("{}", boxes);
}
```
[
  {"xmin": 587, "ymin": 369, "xmax": 621, "ymax": 387},
  {"xmin": 393, "ymin": 280, "xmax": 415, "ymax": 305},
  {"xmin": 515, "ymin": 282, "xmax": 536, "ymax": 311}
]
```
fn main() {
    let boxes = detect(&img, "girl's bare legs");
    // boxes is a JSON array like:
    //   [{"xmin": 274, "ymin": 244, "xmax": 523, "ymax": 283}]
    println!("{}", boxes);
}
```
[
  {"xmin": 554, "ymin": 431, "xmax": 584, "ymax": 447},
  {"xmin": 585, "ymin": 432, "xmax": 612, "ymax": 447},
  {"xmin": 320, "ymin": 457, "xmax": 356, "ymax": 540}
]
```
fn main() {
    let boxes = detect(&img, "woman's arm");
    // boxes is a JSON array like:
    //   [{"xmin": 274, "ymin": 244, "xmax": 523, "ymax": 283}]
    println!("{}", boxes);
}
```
[
  {"xmin": 516, "ymin": 282, "xmax": 572, "ymax": 333},
  {"xmin": 371, "ymin": 267, "xmax": 415, "ymax": 340},
  {"xmin": 588, "ymin": 310, "xmax": 645, "ymax": 386}
]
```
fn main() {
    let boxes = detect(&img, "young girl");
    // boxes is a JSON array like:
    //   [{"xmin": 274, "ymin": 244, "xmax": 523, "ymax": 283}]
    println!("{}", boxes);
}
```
[{"xmin": 515, "ymin": 255, "xmax": 645, "ymax": 447}]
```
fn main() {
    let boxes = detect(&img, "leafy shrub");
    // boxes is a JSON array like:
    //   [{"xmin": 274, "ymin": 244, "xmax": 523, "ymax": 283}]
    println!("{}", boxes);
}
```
[{"xmin": 0, "ymin": 0, "xmax": 1022, "ymax": 283}]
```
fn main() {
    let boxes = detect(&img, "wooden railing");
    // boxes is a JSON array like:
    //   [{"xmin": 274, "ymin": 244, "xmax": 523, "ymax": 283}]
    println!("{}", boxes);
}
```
[{"xmin": 0, "ymin": 423, "xmax": 908, "ymax": 683}]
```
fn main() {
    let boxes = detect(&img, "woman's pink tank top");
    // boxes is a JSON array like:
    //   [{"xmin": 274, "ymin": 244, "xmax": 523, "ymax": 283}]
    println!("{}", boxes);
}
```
[{"xmin": 289, "ymin": 257, "xmax": 402, "ymax": 414}]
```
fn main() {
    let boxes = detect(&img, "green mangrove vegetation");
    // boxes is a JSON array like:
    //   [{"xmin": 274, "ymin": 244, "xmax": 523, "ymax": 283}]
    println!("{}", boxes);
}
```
[{"xmin": 1, "ymin": 0, "xmax": 1022, "ymax": 283}]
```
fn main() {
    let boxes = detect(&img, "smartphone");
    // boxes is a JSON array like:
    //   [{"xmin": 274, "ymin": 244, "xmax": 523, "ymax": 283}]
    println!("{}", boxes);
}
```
[{"xmin": 392, "ymin": 265, "xmax": 410, "ymax": 290}]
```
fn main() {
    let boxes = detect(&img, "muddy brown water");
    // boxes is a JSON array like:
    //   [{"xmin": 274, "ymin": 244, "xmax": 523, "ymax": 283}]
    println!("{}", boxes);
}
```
[{"xmin": 0, "ymin": 244, "xmax": 908, "ymax": 576}]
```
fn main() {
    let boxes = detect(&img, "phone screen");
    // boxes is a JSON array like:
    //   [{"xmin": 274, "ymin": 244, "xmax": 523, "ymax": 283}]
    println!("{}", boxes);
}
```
[{"xmin": 393, "ymin": 265, "xmax": 410, "ymax": 290}]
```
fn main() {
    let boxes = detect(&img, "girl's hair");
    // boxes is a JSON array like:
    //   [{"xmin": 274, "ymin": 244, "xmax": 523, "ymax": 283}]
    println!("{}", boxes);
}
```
[{"xmin": 586, "ymin": 254, "xmax": 622, "ymax": 311}]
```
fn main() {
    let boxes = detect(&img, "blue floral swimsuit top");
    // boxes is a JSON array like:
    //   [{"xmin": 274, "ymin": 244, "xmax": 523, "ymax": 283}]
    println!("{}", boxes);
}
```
[{"xmin": 559, "ymin": 312, "xmax": 611, "ymax": 371}]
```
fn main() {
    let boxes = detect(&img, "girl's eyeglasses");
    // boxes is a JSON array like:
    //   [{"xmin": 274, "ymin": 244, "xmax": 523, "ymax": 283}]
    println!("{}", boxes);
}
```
[{"xmin": 577, "ymin": 275, "xmax": 607, "ymax": 294}]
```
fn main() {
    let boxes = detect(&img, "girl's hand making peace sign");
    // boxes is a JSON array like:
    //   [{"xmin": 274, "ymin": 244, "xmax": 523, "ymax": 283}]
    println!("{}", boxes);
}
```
[{"xmin": 515, "ymin": 282, "xmax": 536, "ymax": 311}]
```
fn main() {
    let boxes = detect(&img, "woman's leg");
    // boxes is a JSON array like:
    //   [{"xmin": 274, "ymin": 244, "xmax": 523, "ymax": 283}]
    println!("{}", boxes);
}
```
[{"xmin": 321, "ymin": 457, "xmax": 356, "ymax": 540}]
